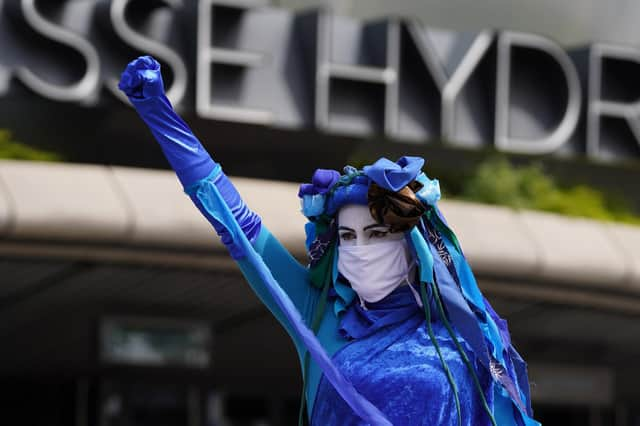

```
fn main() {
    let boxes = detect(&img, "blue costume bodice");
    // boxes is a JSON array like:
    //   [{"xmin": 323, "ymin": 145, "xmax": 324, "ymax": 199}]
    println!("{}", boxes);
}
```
[{"xmin": 312, "ymin": 285, "xmax": 493, "ymax": 426}]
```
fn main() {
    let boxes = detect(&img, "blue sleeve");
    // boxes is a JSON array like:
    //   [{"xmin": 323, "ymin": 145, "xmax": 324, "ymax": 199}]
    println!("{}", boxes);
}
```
[
  {"xmin": 128, "ymin": 91, "xmax": 317, "ymax": 346},
  {"xmin": 129, "ymin": 94, "xmax": 217, "ymax": 187},
  {"xmin": 129, "ymin": 93, "xmax": 260, "ymax": 259},
  {"xmin": 187, "ymin": 170, "xmax": 318, "ymax": 351},
  {"xmin": 238, "ymin": 227, "xmax": 319, "ymax": 351}
]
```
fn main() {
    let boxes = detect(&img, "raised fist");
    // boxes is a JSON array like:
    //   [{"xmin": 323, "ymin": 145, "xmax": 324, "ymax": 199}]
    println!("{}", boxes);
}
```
[{"xmin": 118, "ymin": 55, "xmax": 165, "ymax": 99}]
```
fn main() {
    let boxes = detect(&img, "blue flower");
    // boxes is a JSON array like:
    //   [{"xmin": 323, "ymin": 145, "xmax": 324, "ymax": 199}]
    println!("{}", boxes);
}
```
[
  {"xmin": 301, "ymin": 194, "xmax": 327, "ymax": 217},
  {"xmin": 363, "ymin": 156, "xmax": 425, "ymax": 192},
  {"xmin": 415, "ymin": 173, "xmax": 441, "ymax": 205}
]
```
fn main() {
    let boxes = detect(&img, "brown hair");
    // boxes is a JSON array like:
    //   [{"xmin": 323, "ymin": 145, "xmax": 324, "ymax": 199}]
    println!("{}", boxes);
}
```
[{"xmin": 367, "ymin": 180, "xmax": 425, "ymax": 233}]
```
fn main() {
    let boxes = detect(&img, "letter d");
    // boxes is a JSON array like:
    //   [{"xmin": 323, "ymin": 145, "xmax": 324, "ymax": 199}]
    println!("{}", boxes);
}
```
[{"xmin": 495, "ymin": 31, "xmax": 581, "ymax": 154}]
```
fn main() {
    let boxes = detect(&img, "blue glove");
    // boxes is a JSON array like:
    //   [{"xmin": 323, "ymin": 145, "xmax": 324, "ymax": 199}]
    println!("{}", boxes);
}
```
[
  {"xmin": 119, "ymin": 56, "xmax": 215, "ymax": 186},
  {"xmin": 119, "ymin": 56, "xmax": 261, "ymax": 258},
  {"xmin": 118, "ymin": 55, "xmax": 166, "ymax": 99}
]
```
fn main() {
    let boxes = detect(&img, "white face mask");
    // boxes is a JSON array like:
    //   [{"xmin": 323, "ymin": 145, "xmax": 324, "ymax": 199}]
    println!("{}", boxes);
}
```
[{"xmin": 338, "ymin": 239, "xmax": 412, "ymax": 304}]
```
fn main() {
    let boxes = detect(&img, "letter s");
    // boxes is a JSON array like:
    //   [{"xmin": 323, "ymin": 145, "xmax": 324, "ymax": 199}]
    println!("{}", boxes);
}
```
[
  {"xmin": 15, "ymin": 0, "xmax": 100, "ymax": 102},
  {"xmin": 109, "ymin": 0, "xmax": 187, "ymax": 106}
]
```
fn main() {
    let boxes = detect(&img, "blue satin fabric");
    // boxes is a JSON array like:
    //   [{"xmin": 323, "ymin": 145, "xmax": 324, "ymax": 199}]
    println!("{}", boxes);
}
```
[
  {"xmin": 129, "ymin": 94, "xmax": 216, "ymax": 187},
  {"xmin": 312, "ymin": 285, "xmax": 494, "ymax": 426},
  {"xmin": 363, "ymin": 156, "xmax": 425, "ymax": 192},
  {"xmin": 186, "ymin": 168, "xmax": 262, "ymax": 259},
  {"xmin": 127, "ymin": 91, "xmax": 262, "ymax": 259}
]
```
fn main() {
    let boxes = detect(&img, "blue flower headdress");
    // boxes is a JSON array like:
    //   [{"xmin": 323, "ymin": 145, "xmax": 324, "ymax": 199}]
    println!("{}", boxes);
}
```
[
  {"xmin": 299, "ymin": 156, "xmax": 440, "ymax": 220},
  {"xmin": 298, "ymin": 156, "xmax": 441, "ymax": 275}
]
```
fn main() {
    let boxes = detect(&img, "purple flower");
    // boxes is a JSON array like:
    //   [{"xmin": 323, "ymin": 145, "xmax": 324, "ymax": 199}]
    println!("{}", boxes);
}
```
[
  {"xmin": 298, "ymin": 169, "xmax": 340, "ymax": 218},
  {"xmin": 298, "ymin": 169, "xmax": 340, "ymax": 197}
]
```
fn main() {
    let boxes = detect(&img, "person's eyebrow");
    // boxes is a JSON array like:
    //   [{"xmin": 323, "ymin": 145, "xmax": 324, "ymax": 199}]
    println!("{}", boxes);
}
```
[
  {"xmin": 338, "ymin": 226, "xmax": 356, "ymax": 232},
  {"xmin": 363, "ymin": 223, "xmax": 388, "ymax": 231}
]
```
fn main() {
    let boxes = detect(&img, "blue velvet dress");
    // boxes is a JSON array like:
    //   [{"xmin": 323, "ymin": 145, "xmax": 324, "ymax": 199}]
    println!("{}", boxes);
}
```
[{"xmin": 312, "ymin": 285, "xmax": 493, "ymax": 425}]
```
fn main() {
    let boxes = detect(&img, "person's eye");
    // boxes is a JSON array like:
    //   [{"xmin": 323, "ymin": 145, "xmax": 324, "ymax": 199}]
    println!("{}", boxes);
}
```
[
  {"xmin": 370, "ymin": 230, "xmax": 388, "ymax": 239},
  {"xmin": 340, "ymin": 232, "xmax": 356, "ymax": 241}
]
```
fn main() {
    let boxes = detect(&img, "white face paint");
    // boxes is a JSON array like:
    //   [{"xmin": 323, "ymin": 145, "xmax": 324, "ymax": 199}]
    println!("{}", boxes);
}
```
[
  {"xmin": 337, "ymin": 204, "xmax": 403, "ymax": 247},
  {"xmin": 337, "ymin": 204, "xmax": 416, "ymax": 304}
]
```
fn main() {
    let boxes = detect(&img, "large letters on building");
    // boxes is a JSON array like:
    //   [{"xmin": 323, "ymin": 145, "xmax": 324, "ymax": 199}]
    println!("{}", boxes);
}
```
[{"xmin": 0, "ymin": 0, "xmax": 639, "ymax": 163}]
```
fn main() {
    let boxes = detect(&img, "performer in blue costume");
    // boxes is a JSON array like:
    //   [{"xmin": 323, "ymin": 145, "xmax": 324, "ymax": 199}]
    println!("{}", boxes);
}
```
[{"xmin": 119, "ymin": 56, "xmax": 540, "ymax": 426}]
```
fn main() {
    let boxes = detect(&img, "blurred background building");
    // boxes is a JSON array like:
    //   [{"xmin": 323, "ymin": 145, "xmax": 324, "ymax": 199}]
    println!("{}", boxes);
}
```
[{"xmin": 1, "ymin": 0, "xmax": 640, "ymax": 425}]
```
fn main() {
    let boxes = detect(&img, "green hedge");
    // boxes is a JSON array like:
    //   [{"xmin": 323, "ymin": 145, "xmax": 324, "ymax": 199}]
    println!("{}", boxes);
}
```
[
  {"xmin": 459, "ymin": 156, "xmax": 640, "ymax": 225},
  {"xmin": 0, "ymin": 129, "xmax": 61, "ymax": 162}
]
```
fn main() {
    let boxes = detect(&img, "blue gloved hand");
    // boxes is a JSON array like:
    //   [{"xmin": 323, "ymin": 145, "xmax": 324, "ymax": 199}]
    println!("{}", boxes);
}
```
[
  {"xmin": 119, "ymin": 55, "xmax": 262, "ymax": 259},
  {"xmin": 118, "ymin": 55, "xmax": 165, "ymax": 99}
]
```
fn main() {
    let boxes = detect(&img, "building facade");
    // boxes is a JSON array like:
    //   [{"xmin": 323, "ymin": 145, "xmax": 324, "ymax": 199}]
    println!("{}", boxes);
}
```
[{"xmin": 1, "ymin": 1, "xmax": 640, "ymax": 425}]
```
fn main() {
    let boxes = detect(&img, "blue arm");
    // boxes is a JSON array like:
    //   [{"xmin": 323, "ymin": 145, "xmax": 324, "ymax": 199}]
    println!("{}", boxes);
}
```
[
  {"xmin": 118, "ymin": 55, "xmax": 316, "ymax": 326},
  {"xmin": 119, "ymin": 55, "xmax": 260, "ymax": 259}
]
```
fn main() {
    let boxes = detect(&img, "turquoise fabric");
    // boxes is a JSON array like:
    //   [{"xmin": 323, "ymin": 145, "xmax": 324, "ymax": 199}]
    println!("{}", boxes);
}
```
[{"xmin": 239, "ymin": 227, "xmax": 351, "ymax": 417}]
